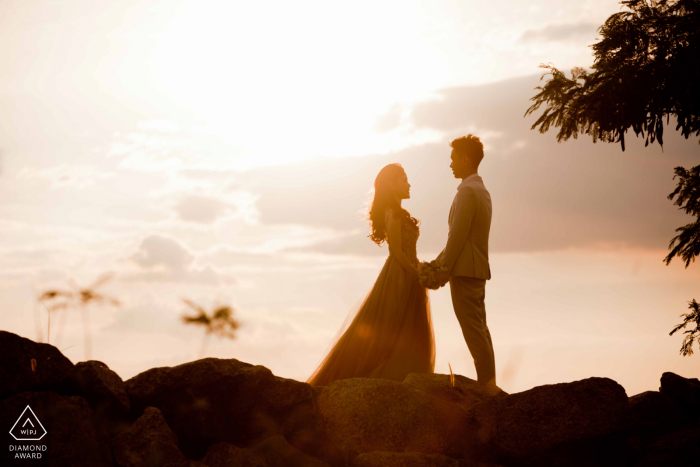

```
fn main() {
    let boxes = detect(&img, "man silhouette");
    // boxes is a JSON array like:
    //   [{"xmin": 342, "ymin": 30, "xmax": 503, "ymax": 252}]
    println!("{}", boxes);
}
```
[{"xmin": 436, "ymin": 134, "xmax": 497, "ymax": 389}]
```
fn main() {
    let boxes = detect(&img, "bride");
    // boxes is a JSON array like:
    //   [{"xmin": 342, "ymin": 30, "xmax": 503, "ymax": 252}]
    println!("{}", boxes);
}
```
[{"xmin": 307, "ymin": 163, "xmax": 435, "ymax": 386}]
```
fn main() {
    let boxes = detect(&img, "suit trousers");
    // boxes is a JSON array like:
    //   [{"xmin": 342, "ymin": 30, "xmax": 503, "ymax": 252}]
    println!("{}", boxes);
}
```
[{"xmin": 449, "ymin": 276, "xmax": 496, "ymax": 385}]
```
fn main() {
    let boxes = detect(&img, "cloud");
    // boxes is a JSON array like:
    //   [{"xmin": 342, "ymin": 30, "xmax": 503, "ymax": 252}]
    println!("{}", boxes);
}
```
[
  {"xmin": 247, "ymin": 75, "xmax": 698, "ymax": 255},
  {"xmin": 290, "ymin": 231, "xmax": 387, "ymax": 257},
  {"xmin": 375, "ymin": 103, "xmax": 405, "ymax": 132},
  {"xmin": 131, "ymin": 235, "xmax": 194, "ymax": 271},
  {"xmin": 137, "ymin": 120, "xmax": 181, "ymax": 133},
  {"xmin": 520, "ymin": 23, "xmax": 599, "ymax": 43},
  {"xmin": 174, "ymin": 196, "xmax": 228, "ymax": 224},
  {"xmin": 127, "ymin": 234, "xmax": 232, "ymax": 285},
  {"xmin": 407, "ymin": 75, "xmax": 698, "ymax": 252}
]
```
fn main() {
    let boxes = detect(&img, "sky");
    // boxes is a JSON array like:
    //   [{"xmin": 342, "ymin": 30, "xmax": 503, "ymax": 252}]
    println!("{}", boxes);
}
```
[{"xmin": 1, "ymin": 0, "xmax": 698, "ymax": 396}]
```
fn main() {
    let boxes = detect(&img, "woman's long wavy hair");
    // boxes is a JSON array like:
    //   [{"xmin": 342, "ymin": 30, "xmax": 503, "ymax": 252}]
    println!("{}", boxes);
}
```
[{"xmin": 364, "ymin": 163, "xmax": 419, "ymax": 246}]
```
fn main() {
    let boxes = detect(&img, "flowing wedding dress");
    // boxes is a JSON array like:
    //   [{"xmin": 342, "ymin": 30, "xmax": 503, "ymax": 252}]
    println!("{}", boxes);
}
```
[{"xmin": 307, "ymin": 210, "xmax": 435, "ymax": 386}]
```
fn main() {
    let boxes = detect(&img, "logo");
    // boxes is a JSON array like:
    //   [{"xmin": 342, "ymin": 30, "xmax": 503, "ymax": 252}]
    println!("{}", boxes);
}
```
[{"xmin": 9, "ymin": 406, "xmax": 47, "ymax": 441}]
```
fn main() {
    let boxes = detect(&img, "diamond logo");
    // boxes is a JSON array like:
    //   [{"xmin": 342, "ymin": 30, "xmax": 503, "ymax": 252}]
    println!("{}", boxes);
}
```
[{"xmin": 10, "ymin": 405, "xmax": 47, "ymax": 441}]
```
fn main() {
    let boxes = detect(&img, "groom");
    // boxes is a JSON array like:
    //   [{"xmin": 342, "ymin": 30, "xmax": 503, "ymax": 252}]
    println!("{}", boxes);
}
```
[{"xmin": 435, "ymin": 134, "xmax": 497, "ymax": 389}]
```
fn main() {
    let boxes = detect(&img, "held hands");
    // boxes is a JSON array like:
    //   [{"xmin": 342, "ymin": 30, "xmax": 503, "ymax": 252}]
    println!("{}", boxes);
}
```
[{"xmin": 417, "ymin": 260, "xmax": 450, "ymax": 290}]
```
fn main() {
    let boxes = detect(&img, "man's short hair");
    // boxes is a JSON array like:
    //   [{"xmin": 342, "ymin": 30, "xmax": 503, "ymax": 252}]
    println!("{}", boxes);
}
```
[{"xmin": 450, "ymin": 134, "xmax": 484, "ymax": 166}]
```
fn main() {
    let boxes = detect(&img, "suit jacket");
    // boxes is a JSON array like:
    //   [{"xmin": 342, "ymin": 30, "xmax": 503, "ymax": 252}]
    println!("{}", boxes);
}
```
[{"xmin": 437, "ymin": 174, "xmax": 492, "ymax": 279}]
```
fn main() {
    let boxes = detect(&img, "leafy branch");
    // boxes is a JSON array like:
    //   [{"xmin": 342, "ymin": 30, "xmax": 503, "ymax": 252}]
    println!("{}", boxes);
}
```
[
  {"xmin": 670, "ymin": 299, "xmax": 700, "ymax": 356},
  {"xmin": 664, "ymin": 165, "xmax": 700, "ymax": 267}
]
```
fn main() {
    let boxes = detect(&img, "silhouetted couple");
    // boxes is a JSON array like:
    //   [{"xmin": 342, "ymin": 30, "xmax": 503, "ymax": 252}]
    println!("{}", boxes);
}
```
[{"xmin": 307, "ymin": 134, "xmax": 498, "ymax": 392}]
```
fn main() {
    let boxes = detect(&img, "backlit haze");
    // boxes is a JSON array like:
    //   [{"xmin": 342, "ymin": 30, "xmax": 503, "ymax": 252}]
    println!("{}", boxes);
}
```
[{"xmin": 1, "ymin": 0, "xmax": 698, "ymax": 395}]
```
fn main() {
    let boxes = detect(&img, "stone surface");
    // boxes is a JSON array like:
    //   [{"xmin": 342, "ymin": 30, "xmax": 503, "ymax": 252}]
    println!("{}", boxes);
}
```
[
  {"xmin": 470, "ymin": 377, "xmax": 630, "ymax": 467},
  {"xmin": 0, "ymin": 391, "xmax": 114, "ymax": 467},
  {"xmin": 74, "ymin": 360, "xmax": 131, "ymax": 436},
  {"xmin": 628, "ymin": 391, "xmax": 692, "ymax": 446},
  {"xmin": 0, "ymin": 331, "xmax": 78, "ymax": 400},
  {"xmin": 660, "ymin": 372, "xmax": 700, "ymax": 420},
  {"xmin": 202, "ymin": 435, "xmax": 330, "ymax": 467},
  {"xmin": 112, "ymin": 406, "xmax": 188, "ymax": 467},
  {"xmin": 633, "ymin": 426, "xmax": 700, "ymax": 467},
  {"xmin": 201, "ymin": 441, "xmax": 267, "ymax": 467},
  {"xmin": 316, "ymin": 378, "xmax": 476, "ymax": 464},
  {"xmin": 125, "ymin": 358, "xmax": 316, "ymax": 458},
  {"xmin": 351, "ymin": 451, "xmax": 460, "ymax": 467},
  {"xmin": 403, "ymin": 373, "xmax": 508, "ymax": 414}
]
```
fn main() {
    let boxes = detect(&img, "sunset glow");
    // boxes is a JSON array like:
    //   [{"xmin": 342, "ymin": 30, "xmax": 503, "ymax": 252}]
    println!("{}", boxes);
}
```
[{"xmin": 1, "ymin": 0, "xmax": 698, "ymax": 398}]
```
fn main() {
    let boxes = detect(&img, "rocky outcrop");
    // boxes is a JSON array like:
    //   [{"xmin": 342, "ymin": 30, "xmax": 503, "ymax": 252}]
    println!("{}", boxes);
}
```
[
  {"xmin": 350, "ymin": 451, "xmax": 460, "ymax": 467},
  {"xmin": 1, "ymin": 331, "xmax": 698, "ymax": 467},
  {"xmin": 315, "ymin": 377, "xmax": 477, "ymax": 463},
  {"xmin": 469, "ymin": 377, "xmax": 631, "ymax": 467},
  {"xmin": 402, "ymin": 372, "xmax": 508, "ymax": 412},
  {"xmin": 112, "ymin": 406, "xmax": 190, "ymax": 467},
  {"xmin": 0, "ymin": 390, "xmax": 114, "ymax": 467},
  {"xmin": 633, "ymin": 426, "xmax": 700, "ymax": 467},
  {"xmin": 660, "ymin": 372, "xmax": 700, "ymax": 421},
  {"xmin": 202, "ymin": 435, "xmax": 330, "ymax": 467},
  {"xmin": 0, "ymin": 331, "xmax": 78, "ymax": 399},
  {"xmin": 628, "ymin": 391, "xmax": 692, "ymax": 446},
  {"xmin": 109, "ymin": 406, "xmax": 207, "ymax": 467},
  {"xmin": 125, "ymin": 357, "xmax": 318, "ymax": 459},
  {"xmin": 75, "ymin": 360, "xmax": 131, "ymax": 436}
]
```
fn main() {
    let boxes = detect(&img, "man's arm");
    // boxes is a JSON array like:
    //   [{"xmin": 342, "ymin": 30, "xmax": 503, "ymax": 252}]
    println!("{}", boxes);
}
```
[{"xmin": 438, "ymin": 186, "xmax": 477, "ymax": 273}]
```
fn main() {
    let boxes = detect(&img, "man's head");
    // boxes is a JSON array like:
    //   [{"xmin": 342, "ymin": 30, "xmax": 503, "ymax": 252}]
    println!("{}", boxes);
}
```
[{"xmin": 449, "ymin": 134, "xmax": 484, "ymax": 180}]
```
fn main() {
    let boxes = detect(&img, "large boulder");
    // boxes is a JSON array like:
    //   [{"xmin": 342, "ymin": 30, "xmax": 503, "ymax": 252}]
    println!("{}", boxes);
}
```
[
  {"xmin": 0, "ymin": 331, "xmax": 78, "ymax": 400},
  {"xmin": 202, "ymin": 435, "xmax": 330, "ymax": 467},
  {"xmin": 201, "ymin": 442, "xmax": 267, "ymax": 467},
  {"xmin": 628, "ymin": 391, "xmax": 692, "ymax": 446},
  {"xmin": 74, "ymin": 360, "xmax": 131, "ymax": 436},
  {"xmin": 315, "ymin": 377, "xmax": 477, "ymax": 464},
  {"xmin": 470, "ymin": 377, "xmax": 630, "ymax": 467},
  {"xmin": 0, "ymin": 391, "xmax": 113, "ymax": 467},
  {"xmin": 125, "ymin": 358, "xmax": 317, "ymax": 459},
  {"xmin": 351, "ymin": 451, "xmax": 460, "ymax": 467},
  {"xmin": 112, "ymin": 406, "xmax": 189, "ymax": 467},
  {"xmin": 660, "ymin": 372, "xmax": 700, "ymax": 421},
  {"xmin": 402, "ymin": 373, "xmax": 508, "ymax": 413},
  {"xmin": 633, "ymin": 426, "xmax": 700, "ymax": 467}
]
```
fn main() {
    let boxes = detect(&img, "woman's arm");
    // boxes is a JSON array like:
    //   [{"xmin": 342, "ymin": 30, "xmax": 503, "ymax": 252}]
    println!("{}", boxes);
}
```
[{"xmin": 386, "ymin": 210, "xmax": 419, "ymax": 277}]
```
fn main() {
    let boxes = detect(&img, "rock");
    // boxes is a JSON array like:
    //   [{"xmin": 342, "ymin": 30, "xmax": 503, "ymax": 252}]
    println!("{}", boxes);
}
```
[
  {"xmin": 403, "ymin": 373, "xmax": 508, "ymax": 413},
  {"xmin": 125, "ymin": 358, "xmax": 316, "ymax": 459},
  {"xmin": 201, "ymin": 441, "xmax": 267, "ymax": 467},
  {"xmin": 660, "ymin": 372, "xmax": 700, "ymax": 420},
  {"xmin": 351, "ymin": 451, "xmax": 460, "ymax": 467},
  {"xmin": 112, "ymin": 406, "xmax": 188, "ymax": 467},
  {"xmin": 316, "ymin": 378, "xmax": 476, "ymax": 464},
  {"xmin": 628, "ymin": 391, "xmax": 692, "ymax": 446},
  {"xmin": 470, "ymin": 377, "xmax": 630, "ymax": 467},
  {"xmin": 633, "ymin": 426, "xmax": 700, "ymax": 467},
  {"xmin": 0, "ymin": 391, "xmax": 113, "ymax": 467},
  {"xmin": 253, "ymin": 435, "xmax": 330, "ymax": 467},
  {"xmin": 74, "ymin": 360, "xmax": 131, "ymax": 436},
  {"xmin": 0, "ymin": 331, "xmax": 78, "ymax": 400},
  {"xmin": 202, "ymin": 435, "xmax": 330, "ymax": 467}
]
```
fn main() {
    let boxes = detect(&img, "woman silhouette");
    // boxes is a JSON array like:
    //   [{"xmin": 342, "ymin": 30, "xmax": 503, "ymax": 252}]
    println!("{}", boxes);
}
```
[{"xmin": 307, "ymin": 163, "xmax": 435, "ymax": 386}]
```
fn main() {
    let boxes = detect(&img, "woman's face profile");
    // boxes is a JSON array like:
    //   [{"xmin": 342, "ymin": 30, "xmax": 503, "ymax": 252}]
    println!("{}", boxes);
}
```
[{"xmin": 391, "ymin": 171, "xmax": 411, "ymax": 200}]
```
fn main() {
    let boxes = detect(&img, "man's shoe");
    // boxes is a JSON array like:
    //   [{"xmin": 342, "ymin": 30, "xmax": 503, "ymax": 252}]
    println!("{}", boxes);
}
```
[{"xmin": 478, "ymin": 380, "xmax": 505, "ymax": 397}]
